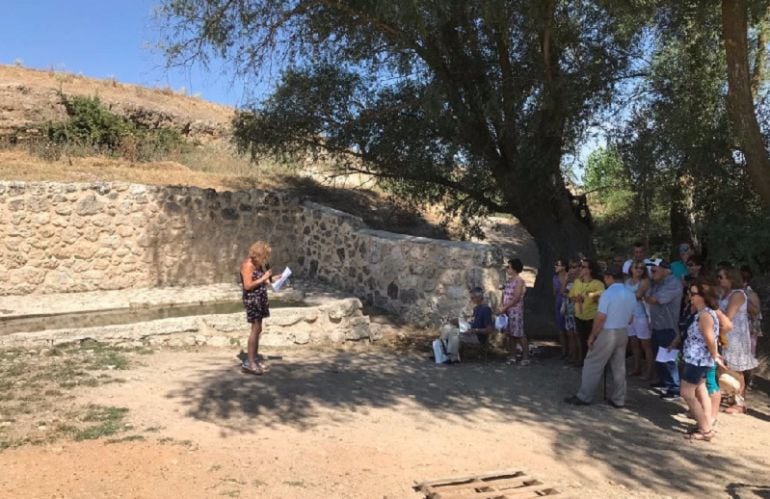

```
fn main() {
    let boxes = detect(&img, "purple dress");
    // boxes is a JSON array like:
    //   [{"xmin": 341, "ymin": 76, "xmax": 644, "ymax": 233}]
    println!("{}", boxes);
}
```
[
  {"xmin": 242, "ymin": 267, "xmax": 270, "ymax": 323},
  {"xmin": 553, "ymin": 275, "xmax": 566, "ymax": 331}
]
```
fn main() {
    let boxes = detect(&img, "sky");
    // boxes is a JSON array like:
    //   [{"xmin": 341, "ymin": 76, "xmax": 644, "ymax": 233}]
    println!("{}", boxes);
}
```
[{"xmin": 0, "ymin": 0, "xmax": 257, "ymax": 107}]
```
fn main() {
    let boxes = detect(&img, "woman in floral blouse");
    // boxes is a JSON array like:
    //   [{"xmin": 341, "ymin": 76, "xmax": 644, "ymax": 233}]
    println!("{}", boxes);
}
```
[{"xmin": 681, "ymin": 279, "xmax": 724, "ymax": 441}]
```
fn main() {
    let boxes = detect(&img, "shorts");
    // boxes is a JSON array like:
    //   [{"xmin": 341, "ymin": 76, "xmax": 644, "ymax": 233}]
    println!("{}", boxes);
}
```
[
  {"xmin": 627, "ymin": 316, "xmax": 651, "ymax": 340},
  {"xmin": 682, "ymin": 363, "xmax": 711, "ymax": 385},
  {"xmin": 705, "ymin": 365, "xmax": 719, "ymax": 395}
]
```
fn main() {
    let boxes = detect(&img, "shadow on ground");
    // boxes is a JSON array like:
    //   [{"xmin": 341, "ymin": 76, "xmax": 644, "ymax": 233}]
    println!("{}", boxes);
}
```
[{"xmin": 166, "ymin": 343, "xmax": 770, "ymax": 497}]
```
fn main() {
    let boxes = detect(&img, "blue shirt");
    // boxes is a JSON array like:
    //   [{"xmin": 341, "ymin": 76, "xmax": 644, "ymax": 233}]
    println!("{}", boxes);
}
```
[
  {"xmin": 647, "ymin": 275, "xmax": 683, "ymax": 331},
  {"xmin": 671, "ymin": 260, "xmax": 688, "ymax": 280},
  {"xmin": 597, "ymin": 283, "xmax": 636, "ymax": 329},
  {"xmin": 471, "ymin": 304, "xmax": 494, "ymax": 344}
]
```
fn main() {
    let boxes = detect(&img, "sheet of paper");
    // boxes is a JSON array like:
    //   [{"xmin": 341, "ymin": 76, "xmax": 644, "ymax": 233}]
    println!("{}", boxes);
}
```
[
  {"xmin": 271, "ymin": 267, "xmax": 292, "ymax": 292},
  {"xmin": 655, "ymin": 347, "xmax": 679, "ymax": 363},
  {"xmin": 458, "ymin": 317, "xmax": 471, "ymax": 333}
]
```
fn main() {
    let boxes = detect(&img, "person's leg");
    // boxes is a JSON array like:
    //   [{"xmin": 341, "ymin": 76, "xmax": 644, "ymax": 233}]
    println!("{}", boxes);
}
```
[
  {"xmin": 694, "ymin": 380, "xmax": 712, "ymax": 432},
  {"xmin": 681, "ymin": 378, "xmax": 708, "ymax": 433},
  {"xmin": 640, "ymin": 338, "xmax": 654, "ymax": 380},
  {"xmin": 726, "ymin": 371, "xmax": 747, "ymax": 413},
  {"xmin": 520, "ymin": 336, "xmax": 529, "ymax": 362},
  {"xmin": 559, "ymin": 329, "xmax": 568, "ymax": 358},
  {"xmin": 629, "ymin": 336, "xmax": 641, "ymax": 375},
  {"xmin": 658, "ymin": 329, "xmax": 679, "ymax": 395},
  {"xmin": 247, "ymin": 320, "xmax": 262, "ymax": 371},
  {"xmin": 705, "ymin": 365, "xmax": 721, "ymax": 425},
  {"xmin": 576, "ymin": 330, "xmax": 614, "ymax": 403},
  {"xmin": 608, "ymin": 331, "xmax": 628, "ymax": 406},
  {"xmin": 445, "ymin": 331, "xmax": 461, "ymax": 362},
  {"xmin": 650, "ymin": 329, "xmax": 667, "ymax": 387}
]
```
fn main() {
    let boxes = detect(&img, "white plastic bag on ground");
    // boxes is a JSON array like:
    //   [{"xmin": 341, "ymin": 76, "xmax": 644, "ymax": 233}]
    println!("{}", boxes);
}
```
[{"xmin": 432, "ymin": 339, "xmax": 448, "ymax": 364}]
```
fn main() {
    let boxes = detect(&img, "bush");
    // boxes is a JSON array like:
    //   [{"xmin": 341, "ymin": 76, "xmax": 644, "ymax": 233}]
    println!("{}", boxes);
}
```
[{"xmin": 43, "ymin": 94, "xmax": 186, "ymax": 161}]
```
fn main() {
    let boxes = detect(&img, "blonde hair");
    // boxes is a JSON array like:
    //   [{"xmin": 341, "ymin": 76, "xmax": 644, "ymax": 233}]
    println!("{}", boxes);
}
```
[{"xmin": 248, "ymin": 240, "xmax": 272, "ymax": 265}]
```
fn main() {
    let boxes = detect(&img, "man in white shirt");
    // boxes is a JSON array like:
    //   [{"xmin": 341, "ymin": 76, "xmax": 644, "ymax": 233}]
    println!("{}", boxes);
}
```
[{"xmin": 565, "ymin": 265, "xmax": 637, "ymax": 407}]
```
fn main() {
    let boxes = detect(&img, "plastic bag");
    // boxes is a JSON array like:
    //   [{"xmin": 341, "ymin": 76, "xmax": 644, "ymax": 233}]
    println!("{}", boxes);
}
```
[
  {"xmin": 432, "ymin": 339, "xmax": 448, "ymax": 364},
  {"xmin": 495, "ymin": 314, "xmax": 508, "ymax": 331}
]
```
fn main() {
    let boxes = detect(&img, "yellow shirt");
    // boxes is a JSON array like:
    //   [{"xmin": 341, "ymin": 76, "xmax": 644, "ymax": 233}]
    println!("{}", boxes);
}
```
[{"xmin": 569, "ymin": 279, "xmax": 605, "ymax": 321}]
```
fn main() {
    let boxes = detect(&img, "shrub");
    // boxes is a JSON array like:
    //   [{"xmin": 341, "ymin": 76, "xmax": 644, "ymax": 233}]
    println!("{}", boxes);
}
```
[{"xmin": 43, "ymin": 94, "xmax": 186, "ymax": 162}]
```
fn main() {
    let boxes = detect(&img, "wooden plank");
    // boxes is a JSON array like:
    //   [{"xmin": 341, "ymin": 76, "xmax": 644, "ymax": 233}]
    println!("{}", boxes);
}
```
[{"xmin": 413, "ymin": 470, "xmax": 559, "ymax": 499}]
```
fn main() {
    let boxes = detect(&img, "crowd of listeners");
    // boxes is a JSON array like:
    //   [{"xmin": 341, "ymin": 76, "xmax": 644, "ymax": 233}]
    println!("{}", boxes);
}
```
[{"xmin": 437, "ymin": 241, "xmax": 764, "ymax": 442}]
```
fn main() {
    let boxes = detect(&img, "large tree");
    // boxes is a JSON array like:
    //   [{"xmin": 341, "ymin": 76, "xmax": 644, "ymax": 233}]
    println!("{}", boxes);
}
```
[
  {"xmin": 722, "ymin": 0, "xmax": 770, "ymax": 205},
  {"xmin": 160, "ymin": 1, "xmax": 650, "ymax": 302}
]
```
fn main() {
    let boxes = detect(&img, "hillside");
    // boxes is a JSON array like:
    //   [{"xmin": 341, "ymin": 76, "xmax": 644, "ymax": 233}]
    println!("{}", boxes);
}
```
[{"xmin": 0, "ymin": 65, "xmax": 232, "ymax": 143}]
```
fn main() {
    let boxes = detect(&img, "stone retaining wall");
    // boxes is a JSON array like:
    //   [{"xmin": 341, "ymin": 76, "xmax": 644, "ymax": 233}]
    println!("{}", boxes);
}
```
[{"xmin": 0, "ymin": 181, "xmax": 504, "ymax": 326}]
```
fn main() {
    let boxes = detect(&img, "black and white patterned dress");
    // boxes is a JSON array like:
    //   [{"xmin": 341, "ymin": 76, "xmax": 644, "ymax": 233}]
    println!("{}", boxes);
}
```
[{"xmin": 242, "ymin": 267, "xmax": 270, "ymax": 323}]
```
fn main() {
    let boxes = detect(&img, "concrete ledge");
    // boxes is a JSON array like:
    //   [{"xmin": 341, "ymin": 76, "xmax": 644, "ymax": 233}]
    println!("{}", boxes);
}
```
[{"xmin": 0, "ymin": 297, "xmax": 371, "ymax": 349}]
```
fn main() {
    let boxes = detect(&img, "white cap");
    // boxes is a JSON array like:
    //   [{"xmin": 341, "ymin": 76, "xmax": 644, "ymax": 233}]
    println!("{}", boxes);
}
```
[{"xmin": 622, "ymin": 259, "xmax": 632, "ymax": 275}]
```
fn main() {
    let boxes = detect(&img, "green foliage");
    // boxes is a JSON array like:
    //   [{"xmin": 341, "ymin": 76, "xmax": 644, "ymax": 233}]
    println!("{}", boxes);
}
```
[
  {"xmin": 44, "ymin": 94, "xmax": 186, "ymax": 161},
  {"xmin": 597, "ymin": 1, "xmax": 770, "ymax": 269}
]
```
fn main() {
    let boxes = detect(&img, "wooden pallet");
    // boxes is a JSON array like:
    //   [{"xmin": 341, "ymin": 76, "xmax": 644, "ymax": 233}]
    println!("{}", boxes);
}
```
[{"xmin": 414, "ymin": 470, "xmax": 560, "ymax": 499}]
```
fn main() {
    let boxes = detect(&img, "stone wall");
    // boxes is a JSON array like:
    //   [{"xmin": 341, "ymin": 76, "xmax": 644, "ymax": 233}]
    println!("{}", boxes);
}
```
[
  {"xmin": 0, "ymin": 181, "xmax": 301, "ymax": 294},
  {"xmin": 0, "ymin": 181, "xmax": 504, "ymax": 326}
]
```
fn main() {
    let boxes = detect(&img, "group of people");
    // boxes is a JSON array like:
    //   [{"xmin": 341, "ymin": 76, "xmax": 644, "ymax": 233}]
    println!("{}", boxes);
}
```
[
  {"xmin": 242, "ymin": 237, "xmax": 762, "ymax": 442},
  {"xmin": 562, "ymin": 241, "xmax": 763, "ymax": 442}
]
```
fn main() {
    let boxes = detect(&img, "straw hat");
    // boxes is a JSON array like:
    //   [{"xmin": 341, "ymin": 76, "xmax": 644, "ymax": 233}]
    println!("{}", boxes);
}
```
[{"xmin": 718, "ymin": 372, "xmax": 741, "ymax": 394}]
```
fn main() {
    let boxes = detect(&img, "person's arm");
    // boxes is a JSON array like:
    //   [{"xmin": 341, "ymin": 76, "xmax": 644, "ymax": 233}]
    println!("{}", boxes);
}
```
[
  {"xmin": 647, "ymin": 279, "xmax": 681, "ymax": 305},
  {"xmin": 240, "ymin": 260, "xmax": 272, "ymax": 291},
  {"xmin": 636, "ymin": 279, "xmax": 650, "ymax": 300},
  {"xmin": 587, "ymin": 312, "xmax": 607, "ymax": 349},
  {"xmin": 724, "ymin": 291, "xmax": 746, "ymax": 320},
  {"xmin": 700, "ymin": 312, "xmax": 726, "ymax": 368},
  {"xmin": 588, "ymin": 281, "xmax": 605, "ymax": 303},
  {"xmin": 747, "ymin": 289, "xmax": 761, "ymax": 318}
]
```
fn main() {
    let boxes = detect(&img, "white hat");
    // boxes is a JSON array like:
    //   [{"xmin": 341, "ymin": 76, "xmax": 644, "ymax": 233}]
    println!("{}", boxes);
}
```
[{"xmin": 622, "ymin": 259, "xmax": 632, "ymax": 275}]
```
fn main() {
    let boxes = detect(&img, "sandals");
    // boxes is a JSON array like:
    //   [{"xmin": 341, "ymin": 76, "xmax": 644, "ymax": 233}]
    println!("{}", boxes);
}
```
[
  {"xmin": 241, "ymin": 361, "xmax": 265, "ymax": 375},
  {"xmin": 686, "ymin": 429, "xmax": 715, "ymax": 442}
]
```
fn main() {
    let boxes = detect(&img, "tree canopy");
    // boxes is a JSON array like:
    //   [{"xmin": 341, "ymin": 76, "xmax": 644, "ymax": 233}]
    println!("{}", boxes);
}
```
[{"xmin": 160, "ymin": 0, "xmax": 770, "ymax": 296}]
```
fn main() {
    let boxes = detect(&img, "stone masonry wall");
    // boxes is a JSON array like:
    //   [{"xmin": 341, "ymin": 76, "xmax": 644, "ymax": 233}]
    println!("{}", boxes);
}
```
[{"xmin": 0, "ymin": 181, "xmax": 503, "ymax": 326}]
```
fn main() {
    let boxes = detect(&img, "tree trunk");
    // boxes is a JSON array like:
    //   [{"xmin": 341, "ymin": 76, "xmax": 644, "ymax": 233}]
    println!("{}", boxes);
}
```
[
  {"xmin": 512, "ymin": 182, "xmax": 594, "ymax": 318},
  {"xmin": 721, "ymin": 0, "xmax": 770, "ymax": 206},
  {"xmin": 670, "ymin": 168, "xmax": 697, "ymax": 250}
]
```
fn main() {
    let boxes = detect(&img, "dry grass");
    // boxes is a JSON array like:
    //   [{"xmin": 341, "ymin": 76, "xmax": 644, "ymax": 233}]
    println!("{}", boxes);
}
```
[{"xmin": 0, "ymin": 147, "xmax": 286, "ymax": 191}]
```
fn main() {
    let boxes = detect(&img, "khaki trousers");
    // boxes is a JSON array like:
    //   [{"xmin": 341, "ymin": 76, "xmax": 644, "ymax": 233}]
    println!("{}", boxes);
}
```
[{"xmin": 577, "ymin": 328, "xmax": 628, "ymax": 405}]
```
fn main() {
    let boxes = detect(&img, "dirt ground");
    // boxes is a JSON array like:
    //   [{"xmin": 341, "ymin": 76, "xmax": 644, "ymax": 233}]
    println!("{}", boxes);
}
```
[{"xmin": 1, "ymin": 338, "xmax": 769, "ymax": 499}]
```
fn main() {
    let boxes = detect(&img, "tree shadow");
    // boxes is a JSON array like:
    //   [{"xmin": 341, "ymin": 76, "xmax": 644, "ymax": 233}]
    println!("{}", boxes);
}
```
[
  {"xmin": 165, "ymin": 348, "xmax": 770, "ymax": 497},
  {"xmin": 726, "ymin": 482, "xmax": 770, "ymax": 498}
]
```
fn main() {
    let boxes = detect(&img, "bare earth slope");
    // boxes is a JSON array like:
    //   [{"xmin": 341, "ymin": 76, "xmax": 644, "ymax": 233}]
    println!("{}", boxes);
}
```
[{"xmin": 0, "ymin": 65, "xmax": 233, "ymax": 143}]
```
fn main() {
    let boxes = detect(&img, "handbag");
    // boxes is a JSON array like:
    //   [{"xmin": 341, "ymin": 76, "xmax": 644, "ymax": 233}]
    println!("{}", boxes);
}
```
[{"xmin": 495, "ymin": 314, "xmax": 509, "ymax": 331}]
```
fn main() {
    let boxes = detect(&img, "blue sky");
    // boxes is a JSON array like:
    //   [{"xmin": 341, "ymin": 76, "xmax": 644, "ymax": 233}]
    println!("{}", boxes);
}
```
[{"xmin": 0, "ymin": 0, "xmax": 255, "ymax": 106}]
